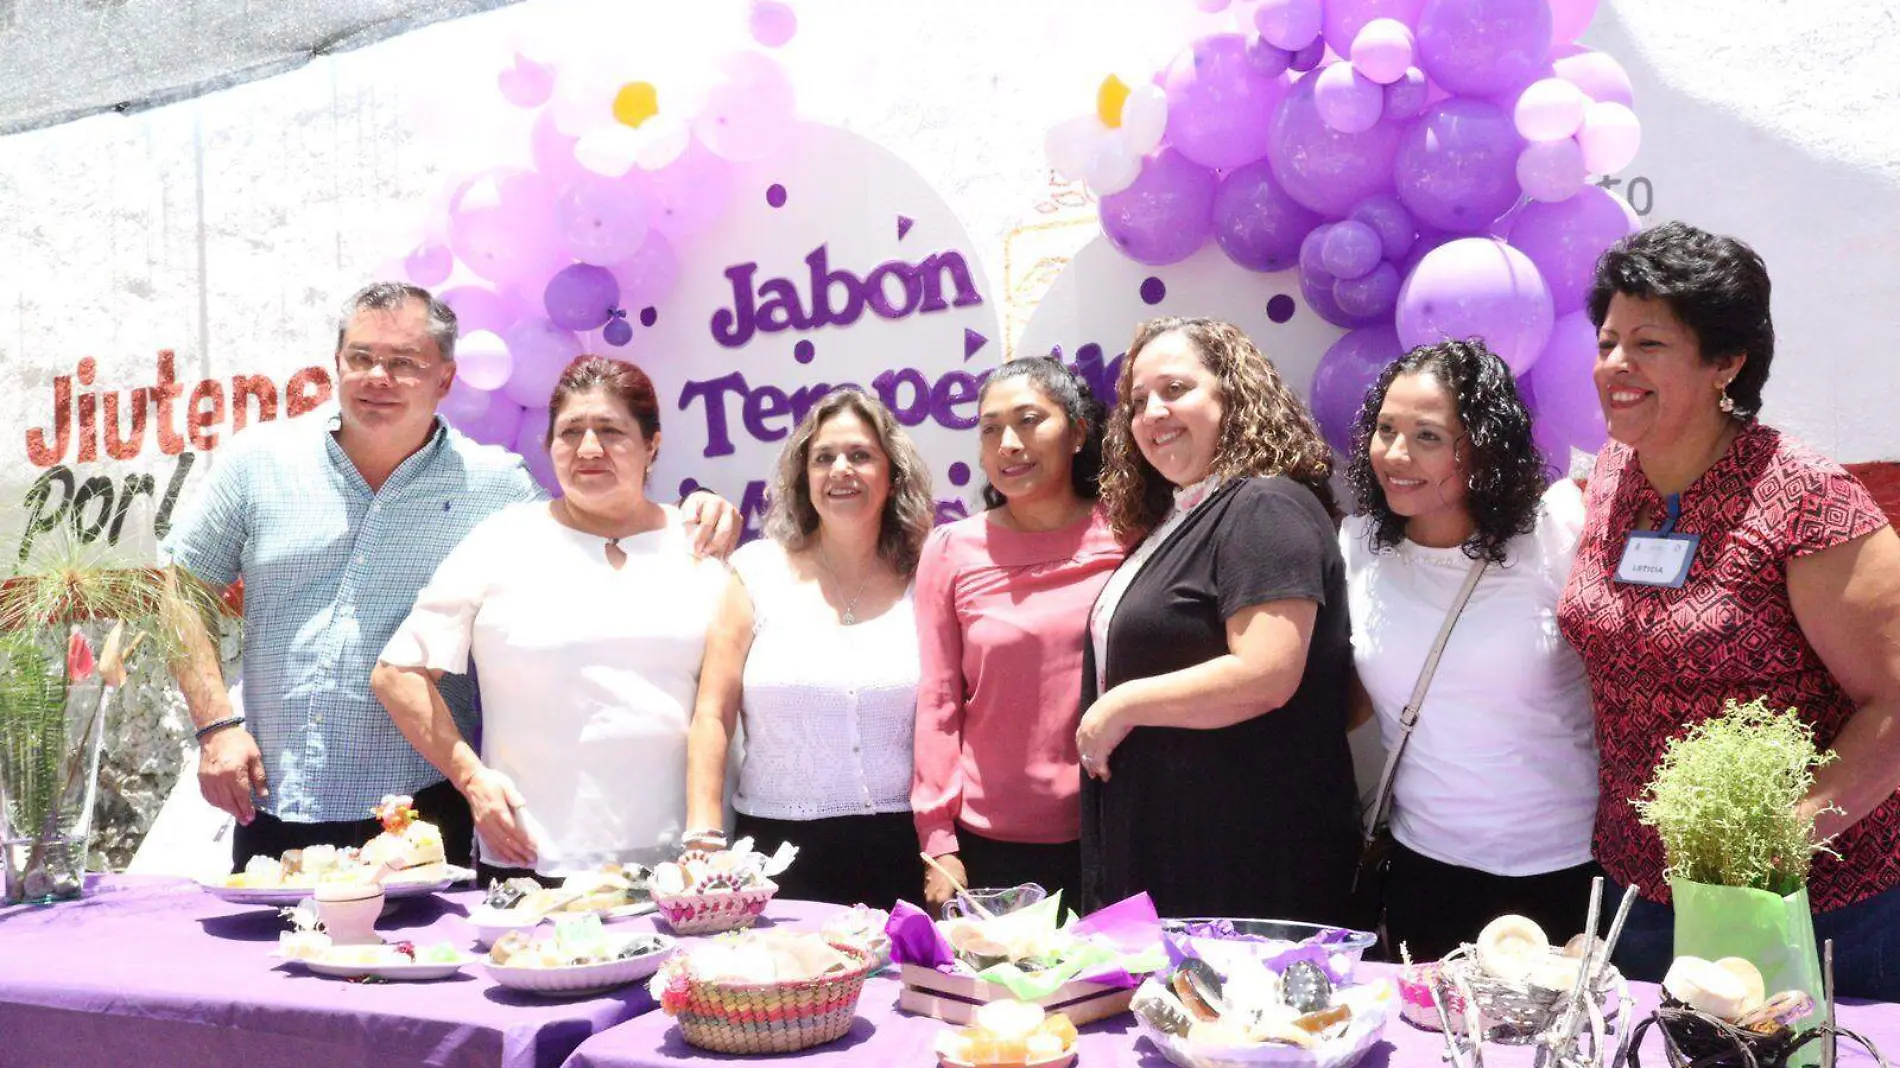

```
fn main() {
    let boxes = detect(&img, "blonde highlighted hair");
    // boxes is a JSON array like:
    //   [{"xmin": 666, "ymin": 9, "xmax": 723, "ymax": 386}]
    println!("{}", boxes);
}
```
[
  {"xmin": 1099, "ymin": 317, "xmax": 1334, "ymax": 541},
  {"xmin": 763, "ymin": 388, "xmax": 936, "ymax": 576}
]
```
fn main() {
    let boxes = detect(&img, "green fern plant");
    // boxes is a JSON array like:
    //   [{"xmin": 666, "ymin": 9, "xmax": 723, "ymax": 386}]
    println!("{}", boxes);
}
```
[{"xmin": 1633, "ymin": 696, "xmax": 1834, "ymax": 896}]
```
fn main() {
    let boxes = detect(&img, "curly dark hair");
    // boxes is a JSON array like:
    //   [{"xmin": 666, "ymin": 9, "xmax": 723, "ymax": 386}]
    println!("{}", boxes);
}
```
[
  {"xmin": 1101, "ymin": 317, "xmax": 1335, "ymax": 541},
  {"xmin": 1345, "ymin": 338, "xmax": 1548, "ymax": 564},
  {"xmin": 1588, "ymin": 220, "xmax": 1774, "ymax": 421},
  {"xmin": 976, "ymin": 356, "xmax": 1107, "ymax": 509}
]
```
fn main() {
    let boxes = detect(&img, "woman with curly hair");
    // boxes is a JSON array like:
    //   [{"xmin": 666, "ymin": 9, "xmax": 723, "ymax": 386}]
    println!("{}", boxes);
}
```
[
  {"xmin": 1342, "ymin": 338, "xmax": 1597, "ymax": 959},
  {"xmin": 684, "ymin": 388, "xmax": 935, "ymax": 908},
  {"xmin": 1076, "ymin": 316, "xmax": 1358, "ymax": 920}
]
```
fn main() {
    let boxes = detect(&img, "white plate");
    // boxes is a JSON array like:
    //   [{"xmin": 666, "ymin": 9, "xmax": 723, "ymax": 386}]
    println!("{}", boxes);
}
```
[
  {"xmin": 203, "ymin": 866, "xmax": 476, "ymax": 906},
  {"xmin": 1136, "ymin": 980, "xmax": 1395, "ymax": 1068},
  {"xmin": 468, "ymin": 900, "xmax": 657, "ymax": 947},
  {"xmin": 290, "ymin": 951, "xmax": 479, "ymax": 982},
  {"xmin": 482, "ymin": 934, "xmax": 676, "ymax": 997}
]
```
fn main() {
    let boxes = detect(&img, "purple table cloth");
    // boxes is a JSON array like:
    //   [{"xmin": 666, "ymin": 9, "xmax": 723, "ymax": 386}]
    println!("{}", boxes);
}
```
[
  {"xmin": 0, "ymin": 875, "xmax": 829, "ymax": 1068},
  {"xmin": 565, "ymin": 962, "xmax": 1900, "ymax": 1068}
]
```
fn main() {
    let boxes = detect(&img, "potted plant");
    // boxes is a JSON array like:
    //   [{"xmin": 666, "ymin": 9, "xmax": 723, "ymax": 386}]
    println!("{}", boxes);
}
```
[
  {"xmin": 0, "ymin": 551, "xmax": 227, "ymax": 904},
  {"xmin": 1633, "ymin": 696, "xmax": 1830, "ymax": 1011}
]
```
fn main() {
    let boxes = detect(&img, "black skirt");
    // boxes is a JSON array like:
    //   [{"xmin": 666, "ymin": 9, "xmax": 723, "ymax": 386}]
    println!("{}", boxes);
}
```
[{"xmin": 733, "ymin": 810, "xmax": 920, "ymax": 911}]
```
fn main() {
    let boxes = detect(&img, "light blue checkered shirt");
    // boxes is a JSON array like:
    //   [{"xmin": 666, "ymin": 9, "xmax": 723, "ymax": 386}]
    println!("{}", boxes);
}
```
[{"xmin": 161, "ymin": 410, "xmax": 545, "ymax": 823}]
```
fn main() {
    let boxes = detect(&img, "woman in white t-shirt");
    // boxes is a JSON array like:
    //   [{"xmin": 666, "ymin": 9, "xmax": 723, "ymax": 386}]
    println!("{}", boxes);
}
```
[
  {"xmin": 1341, "ymin": 338, "xmax": 1599, "ymax": 960},
  {"xmin": 683, "ymin": 389, "xmax": 935, "ymax": 909},
  {"xmin": 373, "ymin": 356, "xmax": 728, "ymax": 881}
]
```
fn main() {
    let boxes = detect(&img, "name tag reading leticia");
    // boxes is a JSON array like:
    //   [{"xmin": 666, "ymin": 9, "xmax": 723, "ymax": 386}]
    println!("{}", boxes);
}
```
[{"xmin": 1615, "ymin": 491, "xmax": 1698, "ymax": 588}]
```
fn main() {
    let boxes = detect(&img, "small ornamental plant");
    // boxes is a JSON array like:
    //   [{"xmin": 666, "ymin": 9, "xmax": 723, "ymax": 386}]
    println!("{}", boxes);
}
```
[{"xmin": 1634, "ymin": 696, "xmax": 1835, "ymax": 897}]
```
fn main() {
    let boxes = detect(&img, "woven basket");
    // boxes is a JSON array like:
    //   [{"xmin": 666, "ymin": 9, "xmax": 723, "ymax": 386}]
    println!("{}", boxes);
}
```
[
  {"xmin": 652, "ymin": 881, "xmax": 777, "ymax": 936},
  {"xmin": 1627, "ymin": 1000, "xmax": 1806, "ymax": 1068},
  {"xmin": 1439, "ymin": 946, "xmax": 1622, "ymax": 1045},
  {"xmin": 671, "ymin": 942, "xmax": 874, "ymax": 1054}
]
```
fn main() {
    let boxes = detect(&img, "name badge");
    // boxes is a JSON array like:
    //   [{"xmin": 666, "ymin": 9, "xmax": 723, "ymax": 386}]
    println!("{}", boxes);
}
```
[{"xmin": 1615, "ymin": 531, "xmax": 1700, "ymax": 588}]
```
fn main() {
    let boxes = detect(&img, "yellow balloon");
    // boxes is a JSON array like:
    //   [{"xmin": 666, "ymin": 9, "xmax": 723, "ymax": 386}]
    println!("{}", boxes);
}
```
[
  {"xmin": 613, "ymin": 82, "xmax": 660, "ymax": 128},
  {"xmin": 1096, "ymin": 75, "xmax": 1131, "ymax": 129}
]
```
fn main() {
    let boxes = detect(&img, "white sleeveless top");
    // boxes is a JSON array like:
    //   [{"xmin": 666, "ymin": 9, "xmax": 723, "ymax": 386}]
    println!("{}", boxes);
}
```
[{"xmin": 730, "ymin": 539, "xmax": 919, "ymax": 821}]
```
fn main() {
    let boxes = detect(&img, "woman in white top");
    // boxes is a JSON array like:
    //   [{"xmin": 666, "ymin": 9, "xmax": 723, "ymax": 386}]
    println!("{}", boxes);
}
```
[
  {"xmin": 1342, "ymin": 338, "xmax": 1600, "ymax": 959},
  {"xmin": 684, "ymin": 389, "xmax": 935, "ymax": 909},
  {"xmin": 373, "ymin": 356, "xmax": 728, "ymax": 881}
]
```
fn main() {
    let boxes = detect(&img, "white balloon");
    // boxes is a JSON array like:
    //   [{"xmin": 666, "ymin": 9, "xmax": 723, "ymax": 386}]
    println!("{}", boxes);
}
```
[
  {"xmin": 1119, "ymin": 86, "xmax": 1169, "ymax": 156},
  {"xmin": 1085, "ymin": 135, "xmax": 1142, "ymax": 197},
  {"xmin": 574, "ymin": 124, "xmax": 643, "ymax": 177},
  {"xmin": 455, "ymin": 331, "xmax": 514, "ymax": 391},
  {"xmin": 1578, "ymin": 101, "xmax": 1642, "ymax": 174},
  {"xmin": 1514, "ymin": 77, "xmax": 1589, "ymax": 142},
  {"xmin": 633, "ymin": 115, "xmax": 692, "ymax": 171},
  {"xmin": 1045, "ymin": 115, "xmax": 1106, "ymax": 182}
]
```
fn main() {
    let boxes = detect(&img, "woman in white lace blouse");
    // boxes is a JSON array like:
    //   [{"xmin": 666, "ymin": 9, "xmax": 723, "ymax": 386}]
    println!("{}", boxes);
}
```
[{"xmin": 684, "ymin": 389, "xmax": 935, "ymax": 908}]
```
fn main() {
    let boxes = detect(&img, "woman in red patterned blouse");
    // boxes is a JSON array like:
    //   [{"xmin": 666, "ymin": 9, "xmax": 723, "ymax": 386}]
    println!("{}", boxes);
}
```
[{"xmin": 1557, "ymin": 222, "xmax": 1900, "ymax": 1000}]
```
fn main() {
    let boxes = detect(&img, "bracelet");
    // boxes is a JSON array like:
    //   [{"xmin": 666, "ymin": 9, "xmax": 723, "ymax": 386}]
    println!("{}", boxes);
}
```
[
  {"xmin": 683, "ymin": 827, "xmax": 728, "ymax": 844},
  {"xmin": 194, "ymin": 715, "xmax": 246, "ymax": 742}
]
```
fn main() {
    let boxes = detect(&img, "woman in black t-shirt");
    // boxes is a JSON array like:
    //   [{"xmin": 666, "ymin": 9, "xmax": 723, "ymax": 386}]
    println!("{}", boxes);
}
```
[{"xmin": 1077, "ymin": 316, "xmax": 1358, "ymax": 922}]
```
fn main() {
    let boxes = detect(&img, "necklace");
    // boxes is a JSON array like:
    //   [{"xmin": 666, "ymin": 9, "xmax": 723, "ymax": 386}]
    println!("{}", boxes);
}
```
[{"xmin": 815, "ymin": 546, "xmax": 874, "ymax": 626}]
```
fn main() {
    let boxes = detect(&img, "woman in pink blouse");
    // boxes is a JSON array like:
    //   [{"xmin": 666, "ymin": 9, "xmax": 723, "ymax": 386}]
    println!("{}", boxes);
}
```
[{"xmin": 912, "ymin": 357, "xmax": 1125, "ymax": 913}]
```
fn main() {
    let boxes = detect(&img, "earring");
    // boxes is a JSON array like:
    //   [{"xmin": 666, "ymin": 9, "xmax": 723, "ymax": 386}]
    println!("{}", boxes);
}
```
[{"xmin": 1717, "ymin": 381, "xmax": 1736, "ymax": 415}]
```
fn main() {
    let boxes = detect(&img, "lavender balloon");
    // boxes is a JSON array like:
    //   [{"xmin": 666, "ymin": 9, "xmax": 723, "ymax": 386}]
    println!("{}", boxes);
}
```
[
  {"xmin": 1100, "ymin": 148, "xmax": 1219, "ymax": 266},
  {"xmin": 1578, "ymin": 101, "xmax": 1641, "ymax": 174},
  {"xmin": 1415, "ymin": 0, "xmax": 1552, "ymax": 97},
  {"xmin": 1301, "ymin": 261, "xmax": 1382, "ymax": 329},
  {"xmin": 1394, "ymin": 98, "xmax": 1524, "ymax": 232},
  {"xmin": 1334, "ymin": 260, "xmax": 1403, "ymax": 318},
  {"xmin": 637, "ymin": 143, "xmax": 735, "ymax": 239},
  {"xmin": 1311, "ymin": 324, "xmax": 1406, "ymax": 451},
  {"xmin": 1396, "ymin": 237, "xmax": 1554, "ymax": 373},
  {"xmin": 556, "ymin": 175, "xmax": 650, "ymax": 266},
  {"xmin": 1554, "ymin": 50, "xmax": 1635, "ymax": 107},
  {"xmin": 748, "ymin": 0, "xmax": 798, "ymax": 48},
  {"xmin": 1506, "ymin": 185, "xmax": 1638, "ymax": 313},
  {"xmin": 455, "ymin": 329, "xmax": 514, "ymax": 391},
  {"xmin": 1315, "ymin": 62, "xmax": 1386, "ymax": 134},
  {"xmin": 1517, "ymin": 138, "xmax": 1587, "ymax": 203},
  {"xmin": 1351, "ymin": 19, "xmax": 1416, "ymax": 84},
  {"xmin": 1525, "ymin": 309, "xmax": 1607, "ymax": 452},
  {"xmin": 530, "ymin": 109, "xmax": 586, "ymax": 192},
  {"xmin": 1289, "ymin": 39, "xmax": 1327, "ymax": 72},
  {"xmin": 1350, "ymin": 194, "xmax": 1418, "ymax": 260},
  {"xmin": 1384, "ymin": 67, "xmax": 1430, "ymax": 119},
  {"xmin": 449, "ymin": 168, "xmax": 564, "ymax": 289},
  {"xmin": 457, "ymin": 396, "xmax": 526, "ymax": 450},
  {"xmin": 500, "ymin": 318, "xmax": 584, "ymax": 410},
  {"xmin": 513, "ymin": 407, "xmax": 561, "ymax": 496},
  {"xmin": 498, "ymin": 54, "xmax": 555, "ymax": 109},
  {"xmin": 1548, "ymin": 0, "xmax": 1601, "ymax": 47},
  {"xmin": 1211, "ymin": 159, "xmax": 1324, "ymax": 272},
  {"xmin": 1255, "ymin": 0, "xmax": 1323, "ymax": 51},
  {"xmin": 1300, "ymin": 223, "xmax": 1336, "ymax": 279},
  {"xmin": 1268, "ymin": 72, "xmax": 1408, "ymax": 217},
  {"xmin": 1514, "ymin": 77, "xmax": 1589, "ymax": 141},
  {"xmin": 403, "ymin": 243, "xmax": 453, "ymax": 288},
  {"xmin": 439, "ymin": 285, "xmax": 520, "ymax": 336},
  {"xmin": 611, "ymin": 231, "xmax": 681, "ymax": 308},
  {"xmin": 1164, "ymin": 34, "xmax": 1289, "ymax": 170},
  {"xmin": 1247, "ymin": 38, "xmax": 1294, "ymax": 78},
  {"xmin": 695, "ymin": 51, "xmax": 797, "ymax": 164},
  {"xmin": 1321, "ymin": 219, "xmax": 1384, "ymax": 279},
  {"xmin": 1323, "ymin": 0, "xmax": 1426, "ymax": 55},
  {"xmin": 544, "ymin": 264, "xmax": 622, "ymax": 332},
  {"xmin": 439, "ymin": 375, "xmax": 494, "ymax": 428},
  {"xmin": 603, "ymin": 317, "xmax": 634, "ymax": 347}
]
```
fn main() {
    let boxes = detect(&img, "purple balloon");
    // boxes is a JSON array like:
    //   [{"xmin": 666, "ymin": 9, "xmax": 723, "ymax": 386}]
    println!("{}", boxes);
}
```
[
  {"xmin": 1101, "ymin": 148, "xmax": 1219, "ymax": 266},
  {"xmin": 439, "ymin": 285, "xmax": 521, "ymax": 336},
  {"xmin": 1396, "ymin": 237, "xmax": 1554, "ymax": 373},
  {"xmin": 1394, "ymin": 99, "xmax": 1525, "ymax": 232},
  {"xmin": 603, "ymin": 317, "xmax": 634, "ymax": 347},
  {"xmin": 1505, "ymin": 185, "xmax": 1639, "ymax": 313},
  {"xmin": 1323, "ymin": 0, "xmax": 1427, "ymax": 54},
  {"xmin": 610, "ymin": 231, "xmax": 681, "ymax": 308},
  {"xmin": 1385, "ymin": 67, "xmax": 1431, "ymax": 119},
  {"xmin": 513, "ymin": 407, "xmax": 561, "ymax": 496},
  {"xmin": 1268, "ymin": 71, "xmax": 1409, "ymax": 217},
  {"xmin": 1301, "ymin": 262, "xmax": 1382, "ymax": 328},
  {"xmin": 635, "ymin": 142, "xmax": 735, "ymax": 239},
  {"xmin": 1349, "ymin": 194, "xmax": 1418, "ymax": 260},
  {"xmin": 1526, "ymin": 309, "xmax": 1607, "ymax": 453},
  {"xmin": 1334, "ymin": 261, "xmax": 1403, "ymax": 318},
  {"xmin": 1164, "ymin": 35, "xmax": 1290, "ymax": 170},
  {"xmin": 543, "ymin": 264, "xmax": 621, "ymax": 332},
  {"xmin": 1255, "ymin": 0, "xmax": 1324, "ymax": 51},
  {"xmin": 1321, "ymin": 219, "xmax": 1384, "ymax": 279},
  {"xmin": 439, "ymin": 375, "xmax": 494, "ymax": 429},
  {"xmin": 1310, "ymin": 324, "xmax": 1406, "ymax": 451},
  {"xmin": 1549, "ymin": 0, "xmax": 1601, "ymax": 47},
  {"xmin": 1315, "ymin": 62, "xmax": 1386, "ymax": 134},
  {"xmin": 1554, "ymin": 50, "xmax": 1635, "ymax": 108},
  {"xmin": 449, "ymin": 168, "xmax": 565, "ymax": 290},
  {"xmin": 530, "ymin": 108, "xmax": 585, "ymax": 190},
  {"xmin": 1399, "ymin": 225, "xmax": 1457, "ymax": 277},
  {"xmin": 1289, "ymin": 39, "xmax": 1327, "ymax": 72},
  {"xmin": 695, "ymin": 51, "xmax": 797, "ymax": 164},
  {"xmin": 498, "ymin": 54, "xmax": 555, "ymax": 109},
  {"xmin": 556, "ymin": 175, "xmax": 650, "ymax": 265},
  {"xmin": 749, "ymin": 0, "xmax": 798, "ymax": 47},
  {"xmin": 403, "ymin": 243, "xmax": 453, "ymax": 287},
  {"xmin": 1211, "ymin": 159, "xmax": 1324, "ymax": 272},
  {"xmin": 1352, "ymin": 19, "xmax": 1417, "ymax": 85},
  {"xmin": 1246, "ymin": 38, "xmax": 1294, "ymax": 78},
  {"xmin": 1517, "ymin": 138, "xmax": 1587, "ymax": 203},
  {"xmin": 500, "ymin": 317, "xmax": 584, "ymax": 410},
  {"xmin": 456, "ymin": 395, "xmax": 526, "ymax": 450},
  {"xmin": 1300, "ymin": 223, "xmax": 1336, "ymax": 278},
  {"xmin": 1415, "ymin": 0, "xmax": 1553, "ymax": 97}
]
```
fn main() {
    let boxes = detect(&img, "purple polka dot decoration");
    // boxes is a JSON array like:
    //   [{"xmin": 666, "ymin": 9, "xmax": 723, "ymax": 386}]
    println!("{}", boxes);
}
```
[
  {"xmin": 794, "ymin": 339, "xmax": 815, "ymax": 364},
  {"xmin": 640, "ymin": 306, "xmax": 658, "ymax": 328},
  {"xmin": 766, "ymin": 183, "xmax": 787, "ymax": 208},
  {"xmin": 1267, "ymin": 294, "xmax": 1297, "ymax": 324},
  {"xmin": 1140, "ymin": 277, "xmax": 1167, "ymax": 305},
  {"xmin": 679, "ymin": 478, "xmax": 701, "ymax": 498},
  {"xmin": 948, "ymin": 462, "xmax": 971, "ymax": 487}
]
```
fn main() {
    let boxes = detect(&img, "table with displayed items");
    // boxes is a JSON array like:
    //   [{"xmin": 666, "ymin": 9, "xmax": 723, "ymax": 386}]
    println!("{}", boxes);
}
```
[{"xmin": 5, "ymin": 877, "xmax": 1898, "ymax": 1068}]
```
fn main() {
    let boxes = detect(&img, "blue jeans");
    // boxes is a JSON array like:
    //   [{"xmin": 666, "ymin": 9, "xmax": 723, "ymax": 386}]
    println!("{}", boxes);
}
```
[{"xmin": 1609, "ymin": 878, "xmax": 1900, "ymax": 1002}]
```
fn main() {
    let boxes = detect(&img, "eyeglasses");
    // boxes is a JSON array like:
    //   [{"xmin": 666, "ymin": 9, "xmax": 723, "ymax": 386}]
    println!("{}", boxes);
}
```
[{"xmin": 341, "ymin": 350, "xmax": 438, "ymax": 383}]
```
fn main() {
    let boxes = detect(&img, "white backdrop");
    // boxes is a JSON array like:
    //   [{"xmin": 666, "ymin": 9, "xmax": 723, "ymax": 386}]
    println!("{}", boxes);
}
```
[{"xmin": 2, "ymin": 0, "xmax": 1897, "ymax": 568}]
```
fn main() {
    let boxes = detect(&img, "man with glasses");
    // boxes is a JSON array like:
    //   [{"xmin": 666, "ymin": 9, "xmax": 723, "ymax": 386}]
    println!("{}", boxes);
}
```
[{"xmin": 162, "ymin": 282, "xmax": 741, "ymax": 868}]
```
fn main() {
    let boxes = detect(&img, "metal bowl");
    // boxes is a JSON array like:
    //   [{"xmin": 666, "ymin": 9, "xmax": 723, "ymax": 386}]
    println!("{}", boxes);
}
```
[{"xmin": 1162, "ymin": 917, "xmax": 1380, "ymax": 980}]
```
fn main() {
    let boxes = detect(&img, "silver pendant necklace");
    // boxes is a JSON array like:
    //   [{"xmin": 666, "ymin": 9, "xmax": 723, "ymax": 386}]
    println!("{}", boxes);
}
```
[{"xmin": 816, "ymin": 546, "xmax": 874, "ymax": 625}]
